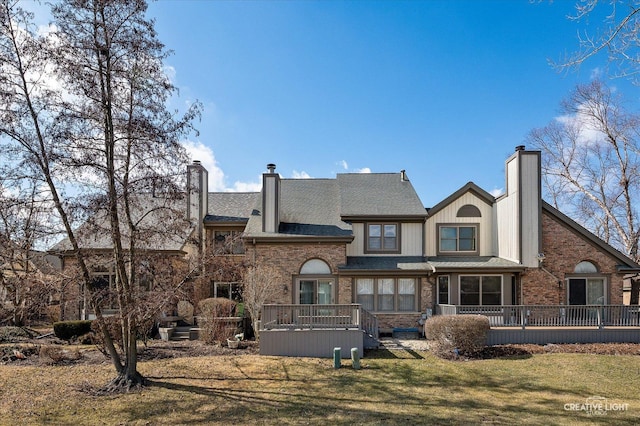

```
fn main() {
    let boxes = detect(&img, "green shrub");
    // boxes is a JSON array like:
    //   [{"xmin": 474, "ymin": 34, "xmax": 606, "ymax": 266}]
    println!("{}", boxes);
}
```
[
  {"xmin": 425, "ymin": 315, "xmax": 490, "ymax": 359},
  {"xmin": 53, "ymin": 320, "xmax": 93, "ymax": 341}
]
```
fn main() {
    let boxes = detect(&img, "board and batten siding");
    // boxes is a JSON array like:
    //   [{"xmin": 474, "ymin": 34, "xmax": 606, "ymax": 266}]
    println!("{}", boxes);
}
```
[
  {"xmin": 346, "ymin": 222, "xmax": 423, "ymax": 256},
  {"xmin": 496, "ymin": 156, "xmax": 519, "ymax": 263},
  {"xmin": 496, "ymin": 151, "xmax": 541, "ymax": 267},
  {"xmin": 425, "ymin": 192, "xmax": 494, "ymax": 256},
  {"xmin": 519, "ymin": 153, "xmax": 541, "ymax": 267}
]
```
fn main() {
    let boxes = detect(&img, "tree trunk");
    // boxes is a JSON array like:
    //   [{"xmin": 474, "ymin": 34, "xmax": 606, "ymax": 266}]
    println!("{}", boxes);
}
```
[{"xmin": 103, "ymin": 369, "xmax": 146, "ymax": 393}]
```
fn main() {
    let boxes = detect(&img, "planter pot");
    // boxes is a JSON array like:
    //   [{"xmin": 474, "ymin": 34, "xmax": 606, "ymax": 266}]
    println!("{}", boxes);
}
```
[{"xmin": 227, "ymin": 338, "xmax": 240, "ymax": 349}]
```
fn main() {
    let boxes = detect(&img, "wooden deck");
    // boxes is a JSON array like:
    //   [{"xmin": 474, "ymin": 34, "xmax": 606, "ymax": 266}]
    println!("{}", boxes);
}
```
[
  {"xmin": 259, "ymin": 304, "xmax": 379, "ymax": 358},
  {"xmin": 487, "ymin": 326, "xmax": 640, "ymax": 345},
  {"xmin": 260, "ymin": 329, "xmax": 366, "ymax": 358}
]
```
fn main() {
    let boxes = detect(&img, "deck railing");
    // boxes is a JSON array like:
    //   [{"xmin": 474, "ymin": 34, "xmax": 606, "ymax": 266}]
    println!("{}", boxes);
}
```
[
  {"xmin": 261, "ymin": 304, "xmax": 378, "ymax": 336},
  {"xmin": 436, "ymin": 304, "xmax": 640, "ymax": 329}
]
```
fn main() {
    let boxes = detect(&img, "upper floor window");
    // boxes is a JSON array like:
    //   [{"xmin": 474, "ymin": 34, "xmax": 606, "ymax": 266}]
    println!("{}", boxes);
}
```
[
  {"xmin": 214, "ymin": 230, "xmax": 245, "ymax": 254},
  {"xmin": 367, "ymin": 223, "xmax": 399, "ymax": 252},
  {"xmin": 438, "ymin": 224, "xmax": 478, "ymax": 255}
]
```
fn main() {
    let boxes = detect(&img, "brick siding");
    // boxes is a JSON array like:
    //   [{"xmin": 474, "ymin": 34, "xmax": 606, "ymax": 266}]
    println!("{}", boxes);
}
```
[
  {"xmin": 245, "ymin": 242, "xmax": 347, "ymax": 304},
  {"xmin": 521, "ymin": 211, "xmax": 625, "ymax": 305}
]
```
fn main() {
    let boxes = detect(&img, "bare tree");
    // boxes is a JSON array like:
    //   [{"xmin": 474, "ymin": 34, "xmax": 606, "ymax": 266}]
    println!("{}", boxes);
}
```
[
  {"xmin": 555, "ymin": 1, "xmax": 640, "ymax": 81},
  {"xmin": 0, "ymin": 0, "xmax": 199, "ymax": 391},
  {"xmin": 0, "ymin": 176, "xmax": 57, "ymax": 325},
  {"xmin": 242, "ymin": 264, "xmax": 282, "ymax": 340},
  {"xmin": 526, "ymin": 79, "xmax": 640, "ymax": 259}
]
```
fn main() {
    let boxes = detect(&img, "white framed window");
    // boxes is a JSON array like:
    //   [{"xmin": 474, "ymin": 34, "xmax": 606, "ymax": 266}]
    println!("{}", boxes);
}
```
[
  {"xmin": 459, "ymin": 275, "xmax": 502, "ymax": 306},
  {"xmin": 355, "ymin": 277, "xmax": 417, "ymax": 311},
  {"xmin": 438, "ymin": 224, "xmax": 478, "ymax": 255},
  {"xmin": 398, "ymin": 278, "xmax": 416, "ymax": 311},
  {"xmin": 366, "ymin": 223, "xmax": 399, "ymax": 253},
  {"xmin": 356, "ymin": 278, "xmax": 374, "ymax": 311}
]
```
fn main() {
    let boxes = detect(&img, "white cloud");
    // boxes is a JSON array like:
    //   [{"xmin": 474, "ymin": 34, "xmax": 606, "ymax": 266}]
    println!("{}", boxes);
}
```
[
  {"xmin": 555, "ymin": 103, "xmax": 607, "ymax": 146},
  {"xmin": 354, "ymin": 167, "xmax": 371, "ymax": 174},
  {"xmin": 164, "ymin": 65, "xmax": 177, "ymax": 84},
  {"xmin": 337, "ymin": 160, "xmax": 348, "ymax": 170},
  {"xmin": 181, "ymin": 140, "xmax": 261, "ymax": 192},
  {"xmin": 230, "ymin": 180, "xmax": 262, "ymax": 192},
  {"xmin": 490, "ymin": 187, "xmax": 504, "ymax": 197},
  {"xmin": 291, "ymin": 170, "xmax": 312, "ymax": 179}
]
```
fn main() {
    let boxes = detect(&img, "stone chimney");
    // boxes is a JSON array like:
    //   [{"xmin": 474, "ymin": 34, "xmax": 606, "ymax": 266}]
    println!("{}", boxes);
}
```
[
  {"xmin": 187, "ymin": 160, "xmax": 208, "ymax": 248},
  {"xmin": 496, "ymin": 146, "xmax": 542, "ymax": 267},
  {"xmin": 262, "ymin": 163, "xmax": 280, "ymax": 233}
]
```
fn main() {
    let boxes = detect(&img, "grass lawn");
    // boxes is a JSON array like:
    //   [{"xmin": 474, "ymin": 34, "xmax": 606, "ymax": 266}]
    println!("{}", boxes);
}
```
[{"xmin": 0, "ymin": 348, "xmax": 638, "ymax": 425}]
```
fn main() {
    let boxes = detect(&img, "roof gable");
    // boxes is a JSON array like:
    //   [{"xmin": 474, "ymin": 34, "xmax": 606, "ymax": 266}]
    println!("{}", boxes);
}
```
[
  {"xmin": 427, "ymin": 182, "xmax": 495, "ymax": 217},
  {"xmin": 50, "ymin": 194, "xmax": 193, "ymax": 253},
  {"xmin": 542, "ymin": 201, "xmax": 640, "ymax": 269}
]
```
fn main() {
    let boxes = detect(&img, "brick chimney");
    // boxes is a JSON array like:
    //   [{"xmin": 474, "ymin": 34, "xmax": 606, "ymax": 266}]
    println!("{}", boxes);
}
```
[{"xmin": 187, "ymin": 160, "xmax": 208, "ymax": 249}]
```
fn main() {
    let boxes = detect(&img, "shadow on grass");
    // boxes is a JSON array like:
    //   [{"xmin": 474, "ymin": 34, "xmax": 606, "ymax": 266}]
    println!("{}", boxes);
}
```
[
  {"xmin": 364, "ymin": 348, "xmax": 426, "ymax": 359},
  {"xmin": 130, "ymin": 370, "xmax": 629, "ymax": 426},
  {"xmin": 108, "ymin": 354, "xmax": 639, "ymax": 426}
]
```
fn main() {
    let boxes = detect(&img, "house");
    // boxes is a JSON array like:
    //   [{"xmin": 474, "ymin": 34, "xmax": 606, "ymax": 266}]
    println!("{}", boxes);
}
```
[
  {"xmin": 190, "ymin": 147, "xmax": 639, "ymax": 322},
  {"xmin": 1, "ymin": 235, "xmax": 61, "ymax": 324},
  {"xmin": 51, "ymin": 146, "xmax": 640, "ymax": 351},
  {"xmin": 49, "ymin": 194, "xmax": 197, "ymax": 321}
]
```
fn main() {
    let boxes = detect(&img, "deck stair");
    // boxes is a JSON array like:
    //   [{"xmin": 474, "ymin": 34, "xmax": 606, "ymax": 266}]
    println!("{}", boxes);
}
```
[{"xmin": 160, "ymin": 325, "xmax": 200, "ymax": 341}]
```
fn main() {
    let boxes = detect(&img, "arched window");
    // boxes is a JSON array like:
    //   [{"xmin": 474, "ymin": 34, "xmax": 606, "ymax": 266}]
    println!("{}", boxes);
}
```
[
  {"xmin": 457, "ymin": 204, "xmax": 481, "ymax": 218},
  {"xmin": 574, "ymin": 261, "xmax": 598, "ymax": 274},
  {"xmin": 300, "ymin": 259, "xmax": 331, "ymax": 275},
  {"xmin": 297, "ymin": 259, "xmax": 334, "ymax": 305},
  {"xmin": 569, "ymin": 261, "xmax": 605, "ymax": 305}
]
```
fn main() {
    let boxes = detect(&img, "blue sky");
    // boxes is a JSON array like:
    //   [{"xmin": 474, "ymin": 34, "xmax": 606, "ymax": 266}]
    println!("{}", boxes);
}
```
[{"xmin": 29, "ymin": 0, "xmax": 634, "ymax": 207}]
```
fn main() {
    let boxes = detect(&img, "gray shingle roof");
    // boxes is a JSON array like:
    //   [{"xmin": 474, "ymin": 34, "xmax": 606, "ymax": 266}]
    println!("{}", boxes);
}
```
[
  {"xmin": 338, "ymin": 173, "xmax": 427, "ymax": 217},
  {"xmin": 244, "ymin": 179, "xmax": 352, "ymax": 237},
  {"xmin": 339, "ymin": 256, "xmax": 524, "ymax": 273},
  {"xmin": 244, "ymin": 172, "xmax": 427, "ymax": 239},
  {"xmin": 205, "ymin": 192, "xmax": 259, "ymax": 223},
  {"xmin": 49, "ymin": 195, "xmax": 193, "ymax": 253}
]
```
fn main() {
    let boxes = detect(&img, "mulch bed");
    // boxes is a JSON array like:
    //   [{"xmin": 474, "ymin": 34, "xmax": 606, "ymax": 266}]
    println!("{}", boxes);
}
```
[{"xmin": 476, "ymin": 342, "xmax": 640, "ymax": 359}]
